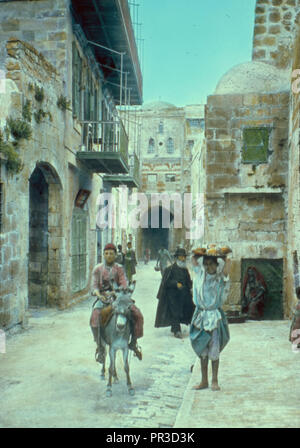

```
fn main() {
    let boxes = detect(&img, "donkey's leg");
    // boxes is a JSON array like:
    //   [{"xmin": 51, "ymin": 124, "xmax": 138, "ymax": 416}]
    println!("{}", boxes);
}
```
[
  {"xmin": 101, "ymin": 344, "xmax": 106, "ymax": 380},
  {"xmin": 123, "ymin": 347, "xmax": 134, "ymax": 396},
  {"xmin": 106, "ymin": 346, "xmax": 115, "ymax": 397}
]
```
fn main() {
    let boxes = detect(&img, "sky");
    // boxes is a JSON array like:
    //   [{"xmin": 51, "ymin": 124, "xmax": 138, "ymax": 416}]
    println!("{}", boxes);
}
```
[{"xmin": 135, "ymin": 0, "xmax": 257, "ymax": 107}]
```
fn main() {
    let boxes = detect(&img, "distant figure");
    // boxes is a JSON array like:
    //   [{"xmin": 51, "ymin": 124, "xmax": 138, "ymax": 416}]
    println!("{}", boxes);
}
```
[
  {"xmin": 289, "ymin": 286, "xmax": 300, "ymax": 352},
  {"xmin": 156, "ymin": 247, "xmax": 173, "ymax": 276},
  {"xmin": 124, "ymin": 241, "xmax": 137, "ymax": 283},
  {"xmin": 155, "ymin": 248, "xmax": 194, "ymax": 339},
  {"xmin": 242, "ymin": 266, "xmax": 267, "ymax": 320},
  {"xmin": 144, "ymin": 248, "xmax": 151, "ymax": 265},
  {"xmin": 116, "ymin": 244, "xmax": 124, "ymax": 265}
]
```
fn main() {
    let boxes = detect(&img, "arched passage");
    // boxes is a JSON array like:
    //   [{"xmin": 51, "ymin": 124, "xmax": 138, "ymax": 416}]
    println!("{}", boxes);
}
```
[
  {"xmin": 28, "ymin": 162, "xmax": 63, "ymax": 307},
  {"xmin": 141, "ymin": 205, "xmax": 174, "ymax": 260}
]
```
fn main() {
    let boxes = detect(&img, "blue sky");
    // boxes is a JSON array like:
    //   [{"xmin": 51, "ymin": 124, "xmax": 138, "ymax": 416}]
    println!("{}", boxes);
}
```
[{"xmin": 137, "ymin": 0, "xmax": 256, "ymax": 106}]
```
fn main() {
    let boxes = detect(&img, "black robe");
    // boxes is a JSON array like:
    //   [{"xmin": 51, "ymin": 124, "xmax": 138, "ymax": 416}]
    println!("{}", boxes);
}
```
[{"xmin": 155, "ymin": 263, "xmax": 195, "ymax": 328}]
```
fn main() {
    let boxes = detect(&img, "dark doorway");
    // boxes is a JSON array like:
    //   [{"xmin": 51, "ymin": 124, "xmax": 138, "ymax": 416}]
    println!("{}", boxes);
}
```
[
  {"xmin": 142, "ymin": 206, "xmax": 173, "ymax": 260},
  {"xmin": 28, "ymin": 168, "xmax": 49, "ymax": 306},
  {"xmin": 241, "ymin": 258, "xmax": 283, "ymax": 320}
]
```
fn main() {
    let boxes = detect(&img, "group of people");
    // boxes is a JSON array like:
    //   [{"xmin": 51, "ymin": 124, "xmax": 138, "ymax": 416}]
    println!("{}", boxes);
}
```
[{"xmin": 89, "ymin": 242, "xmax": 300, "ymax": 392}]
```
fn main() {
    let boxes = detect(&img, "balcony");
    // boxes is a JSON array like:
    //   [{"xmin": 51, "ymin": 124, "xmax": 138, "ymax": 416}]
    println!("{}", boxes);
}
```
[
  {"xmin": 71, "ymin": 0, "xmax": 143, "ymax": 105},
  {"xmin": 103, "ymin": 152, "xmax": 140, "ymax": 188},
  {"xmin": 76, "ymin": 120, "xmax": 129, "ymax": 174}
]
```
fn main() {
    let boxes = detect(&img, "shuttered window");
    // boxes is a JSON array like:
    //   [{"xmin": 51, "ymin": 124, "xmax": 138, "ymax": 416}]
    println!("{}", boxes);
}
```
[
  {"xmin": 242, "ymin": 128, "xmax": 270, "ymax": 164},
  {"xmin": 72, "ymin": 42, "xmax": 82, "ymax": 119},
  {"xmin": 71, "ymin": 207, "xmax": 88, "ymax": 292}
]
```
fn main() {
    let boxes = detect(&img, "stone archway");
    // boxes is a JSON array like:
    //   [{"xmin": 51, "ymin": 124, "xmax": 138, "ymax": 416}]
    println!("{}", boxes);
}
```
[
  {"xmin": 28, "ymin": 162, "xmax": 63, "ymax": 307},
  {"xmin": 140, "ymin": 205, "xmax": 176, "ymax": 260}
]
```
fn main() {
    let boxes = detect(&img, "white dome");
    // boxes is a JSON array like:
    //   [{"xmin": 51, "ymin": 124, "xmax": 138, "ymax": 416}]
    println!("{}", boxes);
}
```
[
  {"xmin": 214, "ymin": 61, "xmax": 290, "ymax": 95},
  {"xmin": 142, "ymin": 100, "xmax": 176, "ymax": 110}
]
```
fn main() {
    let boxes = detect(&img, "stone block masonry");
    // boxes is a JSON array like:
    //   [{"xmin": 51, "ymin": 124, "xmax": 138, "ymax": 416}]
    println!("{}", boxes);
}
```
[{"xmin": 253, "ymin": 0, "xmax": 300, "ymax": 69}]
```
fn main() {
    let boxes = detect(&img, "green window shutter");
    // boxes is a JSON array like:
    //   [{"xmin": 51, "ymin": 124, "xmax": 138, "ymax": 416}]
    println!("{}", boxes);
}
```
[{"xmin": 242, "ymin": 128, "xmax": 270, "ymax": 164}]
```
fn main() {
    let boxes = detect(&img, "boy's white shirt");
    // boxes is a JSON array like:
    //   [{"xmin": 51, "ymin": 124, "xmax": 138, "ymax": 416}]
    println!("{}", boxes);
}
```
[{"xmin": 192, "ymin": 257, "xmax": 230, "ymax": 331}]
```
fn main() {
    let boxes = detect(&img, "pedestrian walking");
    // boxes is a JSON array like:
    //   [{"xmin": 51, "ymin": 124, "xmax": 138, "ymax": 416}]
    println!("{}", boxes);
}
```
[
  {"xmin": 155, "ymin": 248, "xmax": 194, "ymax": 338},
  {"xmin": 116, "ymin": 244, "xmax": 125, "ymax": 265},
  {"xmin": 156, "ymin": 247, "xmax": 173, "ymax": 276},
  {"xmin": 124, "ymin": 241, "xmax": 137, "ymax": 283},
  {"xmin": 144, "ymin": 248, "xmax": 151, "ymax": 265},
  {"xmin": 190, "ymin": 248, "xmax": 231, "ymax": 391}
]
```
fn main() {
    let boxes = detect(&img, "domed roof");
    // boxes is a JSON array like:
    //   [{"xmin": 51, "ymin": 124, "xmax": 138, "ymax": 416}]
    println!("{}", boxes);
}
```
[
  {"xmin": 142, "ymin": 100, "xmax": 176, "ymax": 110},
  {"xmin": 214, "ymin": 61, "xmax": 290, "ymax": 95}
]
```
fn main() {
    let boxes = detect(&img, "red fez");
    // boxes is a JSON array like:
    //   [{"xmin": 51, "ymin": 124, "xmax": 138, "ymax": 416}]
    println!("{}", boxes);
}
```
[{"xmin": 104, "ymin": 243, "xmax": 117, "ymax": 252}]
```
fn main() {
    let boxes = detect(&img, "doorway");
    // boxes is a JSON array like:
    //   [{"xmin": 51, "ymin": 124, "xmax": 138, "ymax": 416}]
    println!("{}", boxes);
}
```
[
  {"xmin": 28, "ymin": 168, "xmax": 49, "ymax": 306},
  {"xmin": 241, "ymin": 258, "xmax": 284, "ymax": 319}
]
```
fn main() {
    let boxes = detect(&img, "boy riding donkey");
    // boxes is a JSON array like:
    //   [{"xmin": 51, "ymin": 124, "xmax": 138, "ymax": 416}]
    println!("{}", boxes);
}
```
[{"xmin": 89, "ymin": 243, "xmax": 143, "ymax": 362}]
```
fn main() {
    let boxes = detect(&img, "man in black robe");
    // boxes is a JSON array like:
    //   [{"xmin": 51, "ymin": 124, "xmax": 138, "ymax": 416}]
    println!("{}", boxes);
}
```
[{"xmin": 155, "ymin": 248, "xmax": 194, "ymax": 338}]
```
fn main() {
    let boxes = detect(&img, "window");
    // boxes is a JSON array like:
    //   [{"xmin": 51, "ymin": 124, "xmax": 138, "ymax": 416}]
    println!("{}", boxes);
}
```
[
  {"xmin": 187, "ymin": 118, "xmax": 204, "ymax": 129},
  {"xmin": 166, "ymin": 137, "xmax": 174, "ymax": 154},
  {"xmin": 148, "ymin": 138, "xmax": 155, "ymax": 153},
  {"xmin": 147, "ymin": 174, "xmax": 157, "ymax": 184},
  {"xmin": 188, "ymin": 140, "xmax": 194, "ymax": 149},
  {"xmin": 159, "ymin": 121, "xmax": 164, "ymax": 133},
  {"xmin": 165, "ymin": 174, "xmax": 176, "ymax": 182},
  {"xmin": 242, "ymin": 128, "xmax": 271, "ymax": 164},
  {"xmin": 71, "ymin": 207, "xmax": 88, "ymax": 292},
  {"xmin": 72, "ymin": 42, "xmax": 82, "ymax": 119}
]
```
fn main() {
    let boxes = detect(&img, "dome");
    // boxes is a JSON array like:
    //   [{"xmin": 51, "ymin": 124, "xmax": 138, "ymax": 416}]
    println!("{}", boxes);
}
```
[
  {"xmin": 141, "ymin": 100, "xmax": 176, "ymax": 110},
  {"xmin": 214, "ymin": 61, "xmax": 290, "ymax": 95}
]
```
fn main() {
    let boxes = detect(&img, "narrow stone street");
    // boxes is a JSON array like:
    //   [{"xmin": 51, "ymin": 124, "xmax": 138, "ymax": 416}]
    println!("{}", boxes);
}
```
[
  {"xmin": 0, "ymin": 261, "xmax": 195, "ymax": 428},
  {"xmin": 1, "ymin": 261, "xmax": 299, "ymax": 428}
]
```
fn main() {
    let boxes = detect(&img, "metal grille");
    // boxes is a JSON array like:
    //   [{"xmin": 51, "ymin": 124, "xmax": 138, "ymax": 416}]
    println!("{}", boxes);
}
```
[
  {"xmin": 71, "ymin": 208, "xmax": 88, "ymax": 292},
  {"xmin": 242, "ymin": 128, "xmax": 270, "ymax": 164}
]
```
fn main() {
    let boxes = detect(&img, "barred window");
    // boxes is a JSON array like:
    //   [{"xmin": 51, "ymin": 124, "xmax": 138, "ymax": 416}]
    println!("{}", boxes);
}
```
[
  {"xmin": 71, "ymin": 207, "xmax": 88, "ymax": 292},
  {"xmin": 166, "ymin": 137, "xmax": 174, "ymax": 154},
  {"xmin": 165, "ymin": 174, "xmax": 176, "ymax": 182}
]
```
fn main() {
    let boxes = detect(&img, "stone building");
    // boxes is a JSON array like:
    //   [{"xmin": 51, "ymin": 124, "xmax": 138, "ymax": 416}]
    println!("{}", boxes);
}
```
[
  {"xmin": 125, "ymin": 101, "xmax": 204, "ymax": 260},
  {"xmin": 0, "ymin": 0, "xmax": 142, "ymax": 330},
  {"xmin": 200, "ymin": 0, "xmax": 300, "ymax": 318}
]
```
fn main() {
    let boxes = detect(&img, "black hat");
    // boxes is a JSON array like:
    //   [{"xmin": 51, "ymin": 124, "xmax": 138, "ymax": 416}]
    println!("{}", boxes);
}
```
[{"xmin": 174, "ymin": 248, "xmax": 187, "ymax": 257}]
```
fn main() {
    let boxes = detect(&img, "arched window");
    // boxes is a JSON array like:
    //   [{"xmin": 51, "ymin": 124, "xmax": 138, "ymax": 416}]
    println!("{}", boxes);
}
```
[
  {"xmin": 166, "ymin": 137, "xmax": 174, "ymax": 154},
  {"xmin": 148, "ymin": 138, "xmax": 155, "ymax": 153},
  {"xmin": 159, "ymin": 121, "xmax": 164, "ymax": 134}
]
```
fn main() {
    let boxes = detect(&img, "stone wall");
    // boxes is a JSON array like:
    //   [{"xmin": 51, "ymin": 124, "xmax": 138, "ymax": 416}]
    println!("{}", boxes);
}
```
[
  {"xmin": 0, "ymin": 0, "xmax": 69, "ymax": 75},
  {"xmin": 0, "ymin": 36, "xmax": 102, "ymax": 329},
  {"xmin": 205, "ymin": 92, "xmax": 289, "ymax": 314},
  {"xmin": 253, "ymin": 0, "xmax": 300, "ymax": 69},
  {"xmin": 285, "ymin": 29, "xmax": 300, "ymax": 317}
]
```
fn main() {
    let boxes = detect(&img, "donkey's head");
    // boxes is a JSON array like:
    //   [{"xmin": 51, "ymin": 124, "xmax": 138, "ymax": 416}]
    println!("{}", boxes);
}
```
[{"xmin": 112, "ymin": 282, "xmax": 136, "ymax": 332}]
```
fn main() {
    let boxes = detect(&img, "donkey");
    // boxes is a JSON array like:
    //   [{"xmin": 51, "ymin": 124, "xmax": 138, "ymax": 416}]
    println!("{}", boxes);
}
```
[{"xmin": 100, "ymin": 282, "xmax": 136, "ymax": 397}]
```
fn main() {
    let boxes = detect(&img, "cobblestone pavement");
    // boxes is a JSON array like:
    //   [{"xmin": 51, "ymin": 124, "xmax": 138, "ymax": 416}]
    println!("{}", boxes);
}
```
[{"xmin": 0, "ymin": 261, "xmax": 195, "ymax": 428}]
